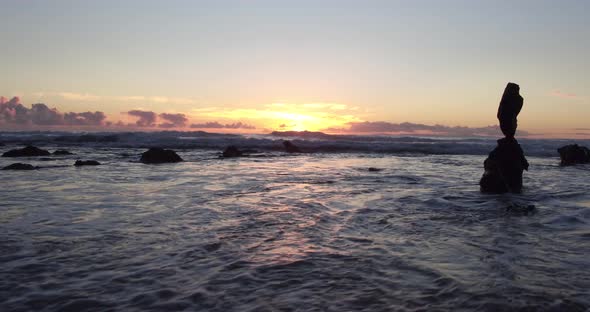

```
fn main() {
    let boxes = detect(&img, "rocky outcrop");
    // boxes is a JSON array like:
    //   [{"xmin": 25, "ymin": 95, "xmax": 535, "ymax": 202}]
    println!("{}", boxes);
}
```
[
  {"xmin": 2, "ymin": 163, "xmax": 38, "ymax": 170},
  {"xmin": 480, "ymin": 83, "xmax": 529, "ymax": 194},
  {"xmin": 480, "ymin": 138, "xmax": 529, "ymax": 193},
  {"xmin": 283, "ymin": 141, "xmax": 301, "ymax": 153},
  {"xmin": 222, "ymin": 146, "xmax": 243, "ymax": 158},
  {"xmin": 140, "ymin": 148, "xmax": 183, "ymax": 164},
  {"xmin": 74, "ymin": 160, "xmax": 101, "ymax": 166},
  {"xmin": 2, "ymin": 146, "xmax": 50, "ymax": 157},
  {"xmin": 558, "ymin": 144, "xmax": 590, "ymax": 166},
  {"xmin": 53, "ymin": 150, "xmax": 74, "ymax": 155}
]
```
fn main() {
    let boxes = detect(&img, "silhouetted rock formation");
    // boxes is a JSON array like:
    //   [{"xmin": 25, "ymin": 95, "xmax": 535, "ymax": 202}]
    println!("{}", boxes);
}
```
[
  {"xmin": 2, "ymin": 146, "xmax": 50, "ymax": 157},
  {"xmin": 222, "ymin": 146, "xmax": 243, "ymax": 158},
  {"xmin": 2, "ymin": 163, "xmax": 38, "ymax": 170},
  {"xmin": 558, "ymin": 144, "xmax": 590, "ymax": 166},
  {"xmin": 480, "ymin": 83, "xmax": 529, "ymax": 194},
  {"xmin": 140, "ymin": 148, "xmax": 183, "ymax": 164},
  {"xmin": 283, "ymin": 141, "xmax": 301, "ymax": 153},
  {"xmin": 480, "ymin": 138, "xmax": 529, "ymax": 193},
  {"xmin": 74, "ymin": 160, "xmax": 101, "ymax": 166},
  {"xmin": 53, "ymin": 150, "xmax": 74, "ymax": 155},
  {"xmin": 497, "ymin": 83, "xmax": 523, "ymax": 139}
]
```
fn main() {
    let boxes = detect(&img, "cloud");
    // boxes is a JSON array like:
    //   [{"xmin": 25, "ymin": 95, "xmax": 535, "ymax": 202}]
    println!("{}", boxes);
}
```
[
  {"xmin": 327, "ymin": 121, "xmax": 530, "ymax": 137},
  {"xmin": 189, "ymin": 121, "xmax": 256, "ymax": 129},
  {"xmin": 64, "ymin": 111, "xmax": 107, "ymax": 126},
  {"xmin": 127, "ymin": 110, "xmax": 157, "ymax": 127},
  {"xmin": 550, "ymin": 90, "xmax": 578, "ymax": 99},
  {"xmin": 0, "ymin": 96, "xmax": 107, "ymax": 127},
  {"xmin": 159, "ymin": 113, "xmax": 188, "ymax": 128}
]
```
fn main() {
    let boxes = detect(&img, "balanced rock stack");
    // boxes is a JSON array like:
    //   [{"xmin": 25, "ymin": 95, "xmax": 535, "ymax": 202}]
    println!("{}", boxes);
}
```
[{"xmin": 480, "ymin": 83, "xmax": 529, "ymax": 193}]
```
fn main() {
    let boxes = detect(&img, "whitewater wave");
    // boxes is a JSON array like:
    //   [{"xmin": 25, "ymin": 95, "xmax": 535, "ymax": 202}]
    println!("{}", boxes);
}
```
[{"xmin": 0, "ymin": 131, "xmax": 587, "ymax": 157}]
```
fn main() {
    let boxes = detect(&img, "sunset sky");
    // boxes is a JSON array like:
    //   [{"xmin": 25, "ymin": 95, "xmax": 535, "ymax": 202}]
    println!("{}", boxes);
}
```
[{"xmin": 1, "ymin": 0, "xmax": 588, "ymax": 137}]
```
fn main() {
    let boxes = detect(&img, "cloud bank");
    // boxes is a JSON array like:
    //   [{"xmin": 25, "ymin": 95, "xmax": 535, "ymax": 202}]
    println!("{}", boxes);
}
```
[
  {"xmin": 159, "ymin": 113, "xmax": 188, "ymax": 128},
  {"xmin": 189, "ymin": 121, "xmax": 255, "ymax": 129},
  {"xmin": 126, "ymin": 110, "xmax": 157, "ymax": 127},
  {"xmin": 1, "ymin": 96, "xmax": 107, "ymax": 127}
]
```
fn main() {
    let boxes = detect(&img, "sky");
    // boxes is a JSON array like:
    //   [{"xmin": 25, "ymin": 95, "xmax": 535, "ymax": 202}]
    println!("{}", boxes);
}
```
[{"xmin": 0, "ymin": 0, "xmax": 588, "ymax": 137}]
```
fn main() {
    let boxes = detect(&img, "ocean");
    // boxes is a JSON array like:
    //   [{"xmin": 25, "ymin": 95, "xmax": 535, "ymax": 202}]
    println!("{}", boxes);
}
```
[{"xmin": 1, "ymin": 131, "xmax": 589, "ymax": 311}]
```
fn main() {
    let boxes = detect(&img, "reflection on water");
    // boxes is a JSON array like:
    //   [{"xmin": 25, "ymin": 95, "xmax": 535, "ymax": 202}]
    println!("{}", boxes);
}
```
[{"xmin": 0, "ymin": 148, "xmax": 589, "ymax": 311}]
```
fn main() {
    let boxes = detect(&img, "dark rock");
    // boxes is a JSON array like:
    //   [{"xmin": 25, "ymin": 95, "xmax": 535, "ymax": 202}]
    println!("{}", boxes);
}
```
[
  {"xmin": 480, "ymin": 138, "xmax": 529, "ymax": 193},
  {"xmin": 2, "ymin": 146, "xmax": 51, "ymax": 157},
  {"xmin": 368, "ymin": 167, "xmax": 382, "ymax": 172},
  {"xmin": 222, "ymin": 146, "xmax": 243, "ymax": 158},
  {"xmin": 140, "ymin": 148, "xmax": 183, "ymax": 164},
  {"xmin": 53, "ymin": 150, "xmax": 74, "ymax": 155},
  {"xmin": 283, "ymin": 140, "xmax": 301, "ymax": 153},
  {"xmin": 2, "ymin": 163, "xmax": 38, "ymax": 170},
  {"xmin": 74, "ymin": 160, "xmax": 101, "ymax": 166},
  {"xmin": 497, "ymin": 82, "xmax": 523, "ymax": 139},
  {"xmin": 506, "ymin": 204, "xmax": 536, "ymax": 216},
  {"xmin": 558, "ymin": 144, "xmax": 590, "ymax": 166}
]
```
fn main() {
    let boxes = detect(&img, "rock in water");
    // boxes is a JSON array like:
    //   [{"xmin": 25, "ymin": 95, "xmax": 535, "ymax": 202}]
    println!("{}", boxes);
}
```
[
  {"xmin": 283, "ymin": 140, "xmax": 301, "ymax": 153},
  {"xmin": 2, "ymin": 146, "xmax": 51, "ymax": 157},
  {"xmin": 140, "ymin": 148, "xmax": 183, "ymax": 164},
  {"xmin": 480, "ymin": 83, "xmax": 528, "ymax": 194},
  {"xmin": 74, "ymin": 160, "xmax": 101, "ymax": 166},
  {"xmin": 2, "ymin": 163, "xmax": 38, "ymax": 170},
  {"xmin": 558, "ymin": 144, "xmax": 590, "ymax": 166},
  {"xmin": 480, "ymin": 138, "xmax": 529, "ymax": 193},
  {"xmin": 53, "ymin": 150, "xmax": 74, "ymax": 155},
  {"xmin": 222, "ymin": 146, "xmax": 243, "ymax": 158},
  {"xmin": 497, "ymin": 82, "xmax": 523, "ymax": 139}
]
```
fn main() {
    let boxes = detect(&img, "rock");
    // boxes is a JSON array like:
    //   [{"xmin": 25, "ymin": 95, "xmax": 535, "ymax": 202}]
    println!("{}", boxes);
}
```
[
  {"xmin": 74, "ymin": 160, "xmax": 101, "ymax": 166},
  {"xmin": 140, "ymin": 148, "xmax": 183, "ymax": 164},
  {"xmin": 558, "ymin": 144, "xmax": 590, "ymax": 166},
  {"xmin": 2, "ymin": 146, "xmax": 51, "ymax": 157},
  {"xmin": 497, "ymin": 82, "xmax": 523, "ymax": 139},
  {"xmin": 53, "ymin": 150, "xmax": 74, "ymax": 155},
  {"xmin": 222, "ymin": 146, "xmax": 243, "ymax": 158},
  {"xmin": 283, "ymin": 140, "xmax": 301, "ymax": 153},
  {"xmin": 2, "ymin": 163, "xmax": 38, "ymax": 170},
  {"xmin": 368, "ymin": 167, "xmax": 382, "ymax": 172},
  {"xmin": 480, "ymin": 138, "xmax": 529, "ymax": 193}
]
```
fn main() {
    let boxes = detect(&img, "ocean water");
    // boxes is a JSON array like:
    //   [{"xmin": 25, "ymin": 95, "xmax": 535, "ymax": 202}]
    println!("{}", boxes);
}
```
[{"xmin": 1, "ymin": 132, "xmax": 589, "ymax": 311}]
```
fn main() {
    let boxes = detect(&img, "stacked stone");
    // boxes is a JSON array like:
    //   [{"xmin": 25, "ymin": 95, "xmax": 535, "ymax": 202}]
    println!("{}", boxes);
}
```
[{"xmin": 480, "ymin": 83, "xmax": 529, "ymax": 193}]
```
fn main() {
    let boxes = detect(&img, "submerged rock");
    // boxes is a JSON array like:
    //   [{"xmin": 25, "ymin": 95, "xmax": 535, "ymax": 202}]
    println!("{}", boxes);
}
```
[
  {"xmin": 558, "ymin": 144, "xmax": 590, "ymax": 166},
  {"xmin": 74, "ymin": 160, "xmax": 101, "ymax": 166},
  {"xmin": 140, "ymin": 148, "xmax": 183, "ymax": 164},
  {"xmin": 53, "ymin": 150, "xmax": 74, "ymax": 155},
  {"xmin": 2, "ymin": 163, "xmax": 38, "ymax": 170},
  {"xmin": 283, "ymin": 140, "xmax": 302, "ymax": 153},
  {"xmin": 222, "ymin": 146, "xmax": 243, "ymax": 158},
  {"xmin": 480, "ymin": 138, "xmax": 529, "ymax": 193},
  {"xmin": 2, "ymin": 146, "xmax": 50, "ymax": 157}
]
